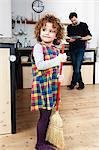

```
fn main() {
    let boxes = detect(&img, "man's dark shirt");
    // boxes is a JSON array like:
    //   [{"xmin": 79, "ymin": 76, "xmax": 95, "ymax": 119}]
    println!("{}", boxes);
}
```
[{"xmin": 67, "ymin": 22, "xmax": 92, "ymax": 50}]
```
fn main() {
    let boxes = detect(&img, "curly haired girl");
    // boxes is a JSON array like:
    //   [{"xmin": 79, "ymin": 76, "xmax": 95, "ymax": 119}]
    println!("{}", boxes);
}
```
[{"xmin": 31, "ymin": 14, "xmax": 67, "ymax": 150}]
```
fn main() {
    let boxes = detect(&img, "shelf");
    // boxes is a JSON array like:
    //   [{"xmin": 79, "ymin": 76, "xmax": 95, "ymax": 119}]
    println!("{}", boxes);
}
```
[
  {"xmin": 12, "ymin": 19, "xmax": 37, "ymax": 25},
  {"xmin": 12, "ymin": 19, "xmax": 71, "ymax": 25},
  {"xmin": 21, "ymin": 62, "xmax": 32, "ymax": 66}
]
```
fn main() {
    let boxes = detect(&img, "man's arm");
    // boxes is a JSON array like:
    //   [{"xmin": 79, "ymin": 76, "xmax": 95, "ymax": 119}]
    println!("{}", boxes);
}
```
[
  {"xmin": 81, "ymin": 35, "xmax": 92, "ymax": 41},
  {"xmin": 81, "ymin": 23, "xmax": 92, "ymax": 41}
]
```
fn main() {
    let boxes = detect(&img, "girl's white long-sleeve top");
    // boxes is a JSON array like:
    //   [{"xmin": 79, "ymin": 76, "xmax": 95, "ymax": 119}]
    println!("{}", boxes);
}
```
[{"xmin": 33, "ymin": 43, "xmax": 60, "ymax": 70}]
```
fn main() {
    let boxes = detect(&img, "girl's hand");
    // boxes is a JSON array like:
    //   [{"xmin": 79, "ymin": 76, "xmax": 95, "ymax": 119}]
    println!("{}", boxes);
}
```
[
  {"xmin": 58, "ymin": 74, "xmax": 64, "ymax": 83},
  {"xmin": 58, "ymin": 53, "xmax": 67, "ymax": 62}
]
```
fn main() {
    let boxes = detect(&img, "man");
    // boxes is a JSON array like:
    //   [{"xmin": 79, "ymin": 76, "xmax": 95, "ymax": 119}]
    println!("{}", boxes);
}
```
[{"xmin": 66, "ymin": 12, "xmax": 92, "ymax": 90}]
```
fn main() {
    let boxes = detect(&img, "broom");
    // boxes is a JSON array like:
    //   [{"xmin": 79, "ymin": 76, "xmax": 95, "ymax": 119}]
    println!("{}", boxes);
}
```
[{"xmin": 46, "ymin": 44, "xmax": 65, "ymax": 149}]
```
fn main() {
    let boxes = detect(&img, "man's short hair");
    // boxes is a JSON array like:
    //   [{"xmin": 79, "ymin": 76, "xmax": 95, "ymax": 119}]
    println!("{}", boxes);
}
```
[{"xmin": 69, "ymin": 12, "xmax": 78, "ymax": 19}]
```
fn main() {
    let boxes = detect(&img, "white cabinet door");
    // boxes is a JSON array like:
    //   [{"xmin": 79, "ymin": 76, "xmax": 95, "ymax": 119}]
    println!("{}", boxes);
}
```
[
  {"xmin": 61, "ymin": 65, "xmax": 93, "ymax": 86},
  {"xmin": 23, "ymin": 66, "xmax": 32, "ymax": 88},
  {"xmin": 0, "ymin": 48, "xmax": 11, "ymax": 135},
  {"xmin": 95, "ymin": 62, "xmax": 99, "ymax": 84}
]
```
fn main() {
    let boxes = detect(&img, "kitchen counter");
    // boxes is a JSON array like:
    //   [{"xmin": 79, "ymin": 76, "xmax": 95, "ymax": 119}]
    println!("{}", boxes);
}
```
[
  {"xmin": 17, "ymin": 47, "xmax": 32, "ymax": 50},
  {"xmin": 15, "ymin": 47, "xmax": 96, "ymax": 89},
  {"xmin": 17, "ymin": 47, "xmax": 96, "ymax": 51},
  {"xmin": 0, "ymin": 37, "xmax": 17, "ymax": 44}
]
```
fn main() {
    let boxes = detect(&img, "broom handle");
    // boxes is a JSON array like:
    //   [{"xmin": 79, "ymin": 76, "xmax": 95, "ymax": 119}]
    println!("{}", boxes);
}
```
[{"xmin": 56, "ymin": 44, "xmax": 64, "ymax": 111}]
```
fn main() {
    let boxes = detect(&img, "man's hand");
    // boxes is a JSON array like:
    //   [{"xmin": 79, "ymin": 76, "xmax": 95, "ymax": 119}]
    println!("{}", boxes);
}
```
[
  {"xmin": 66, "ymin": 38, "xmax": 76, "ymax": 43},
  {"xmin": 81, "ymin": 35, "xmax": 92, "ymax": 41}
]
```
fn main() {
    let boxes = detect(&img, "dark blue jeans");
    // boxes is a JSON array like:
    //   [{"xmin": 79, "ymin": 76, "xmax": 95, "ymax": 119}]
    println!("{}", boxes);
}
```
[{"xmin": 70, "ymin": 48, "xmax": 84, "ymax": 86}]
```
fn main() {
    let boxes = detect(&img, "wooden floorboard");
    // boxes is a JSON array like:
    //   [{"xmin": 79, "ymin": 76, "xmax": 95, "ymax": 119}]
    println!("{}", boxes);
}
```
[{"xmin": 0, "ymin": 85, "xmax": 99, "ymax": 150}]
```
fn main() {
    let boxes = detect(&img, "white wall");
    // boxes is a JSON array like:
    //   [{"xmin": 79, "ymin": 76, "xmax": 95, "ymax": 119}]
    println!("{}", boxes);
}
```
[
  {"xmin": 12, "ymin": 0, "xmax": 97, "ymax": 47},
  {"xmin": 43, "ymin": 0, "xmax": 95, "ymax": 47},
  {"xmin": 43, "ymin": 0, "xmax": 85, "ymax": 22},
  {"xmin": 94, "ymin": 1, "xmax": 99, "ymax": 47},
  {"xmin": 0, "ymin": 0, "xmax": 12, "ymax": 37}
]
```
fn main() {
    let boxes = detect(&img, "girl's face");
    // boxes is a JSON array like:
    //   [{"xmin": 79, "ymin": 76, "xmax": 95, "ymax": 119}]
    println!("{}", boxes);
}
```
[{"xmin": 40, "ymin": 22, "xmax": 57, "ymax": 44}]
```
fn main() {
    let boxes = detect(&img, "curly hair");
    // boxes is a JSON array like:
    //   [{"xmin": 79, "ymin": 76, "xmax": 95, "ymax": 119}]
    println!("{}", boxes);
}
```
[{"xmin": 34, "ymin": 14, "xmax": 64, "ymax": 43}]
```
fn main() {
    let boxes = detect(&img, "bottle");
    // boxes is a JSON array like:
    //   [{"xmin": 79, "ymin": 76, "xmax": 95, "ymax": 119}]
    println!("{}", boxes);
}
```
[
  {"xmin": 28, "ymin": 40, "xmax": 31, "ymax": 47},
  {"xmin": 24, "ymin": 37, "xmax": 28, "ymax": 48},
  {"xmin": 16, "ymin": 39, "xmax": 22, "ymax": 49}
]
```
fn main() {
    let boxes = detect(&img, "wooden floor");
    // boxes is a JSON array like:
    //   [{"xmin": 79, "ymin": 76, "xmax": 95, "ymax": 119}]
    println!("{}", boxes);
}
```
[{"xmin": 0, "ymin": 85, "xmax": 99, "ymax": 150}]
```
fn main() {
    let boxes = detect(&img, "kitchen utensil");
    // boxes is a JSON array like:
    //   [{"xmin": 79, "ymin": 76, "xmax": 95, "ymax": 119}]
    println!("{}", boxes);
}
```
[
  {"xmin": 13, "ymin": 18, "xmax": 18, "ymax": 36},
  {"xmin": 21, "ymin": 56, "xmax": 29, "ymax": 63},
  {"xmin": 19, "ymin": 17, "xmax": 24, "ymax": 35},
  {"xmin": 23, "ymin": 19, "xmax": 27, "ymax": 35}
]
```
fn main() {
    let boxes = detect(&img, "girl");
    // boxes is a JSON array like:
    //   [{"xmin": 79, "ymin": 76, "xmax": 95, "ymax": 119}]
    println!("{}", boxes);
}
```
[{"xmin": 31, "ymin": 14, "xmax": 67, "ymax": 150}]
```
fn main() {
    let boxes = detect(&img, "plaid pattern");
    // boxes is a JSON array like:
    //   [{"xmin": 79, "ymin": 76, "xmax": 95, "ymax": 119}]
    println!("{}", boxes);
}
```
[{"xmin": 31, "ymin": 44, "xmax": 60, "ymax": 111}]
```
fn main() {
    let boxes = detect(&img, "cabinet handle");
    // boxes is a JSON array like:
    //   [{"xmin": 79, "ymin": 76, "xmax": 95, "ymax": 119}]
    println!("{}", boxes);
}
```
[{"xmin": 9, "ymin": 55, "xmax": 16, "ymax": 62}]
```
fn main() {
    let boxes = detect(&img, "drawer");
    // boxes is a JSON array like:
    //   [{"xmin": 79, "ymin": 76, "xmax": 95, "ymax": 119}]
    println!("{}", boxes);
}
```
[
  {"xmin": 22, "ymin": 66, "xmax": 32, "ymax": 88},
  {"xmin": 61, "ymin": 65, "xmax": 93, "ymax": 86},
  {"xmin": 22, "ymin": 65, "xmax": 94, "ymax": 88}
]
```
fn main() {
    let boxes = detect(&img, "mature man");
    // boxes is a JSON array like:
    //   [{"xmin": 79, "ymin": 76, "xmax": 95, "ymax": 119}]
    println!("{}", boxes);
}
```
[{"xmin": 66, "ymin": 12, "xmax": 92, "ymax": 90}]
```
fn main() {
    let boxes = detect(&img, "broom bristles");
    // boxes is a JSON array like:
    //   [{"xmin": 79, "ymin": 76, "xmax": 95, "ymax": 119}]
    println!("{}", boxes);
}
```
[{"xmin": 46, "ymin": 111, "xmax": 65, "ymax": 149}]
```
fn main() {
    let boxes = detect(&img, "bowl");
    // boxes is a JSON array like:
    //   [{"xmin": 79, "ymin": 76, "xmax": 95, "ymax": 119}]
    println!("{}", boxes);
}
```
[{"xmin": 21, "ymin": 56, "xmax": 29, "ymax": 63}]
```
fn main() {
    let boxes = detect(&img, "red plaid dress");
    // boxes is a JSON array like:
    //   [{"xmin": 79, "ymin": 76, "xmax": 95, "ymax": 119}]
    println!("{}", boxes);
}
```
[{"xmin": 31, "ymin": 44, "xmax": 60, "ymax": 111}]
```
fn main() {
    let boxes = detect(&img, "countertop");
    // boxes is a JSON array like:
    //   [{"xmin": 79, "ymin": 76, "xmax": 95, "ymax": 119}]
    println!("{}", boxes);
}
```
[
  {"xmin": 17, "ymin": 47, "xmax": 32, "ymax": 51},
  {"xmin": 17, "ymin": 47, "xmax": 96, "ymax": 51},
  {"xmin": 0, "ymin": 37, "xmax": 17, "ymax": 44}
]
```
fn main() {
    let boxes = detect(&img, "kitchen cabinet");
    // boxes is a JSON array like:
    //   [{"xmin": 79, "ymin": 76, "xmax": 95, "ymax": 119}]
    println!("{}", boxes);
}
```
[
  {"xmin": 22, "ymin": 66, "xmax": 32, "ymax": 88},
  {"xmin": 16, "ymin": 47, "xmax": 96, "ymax": 89},
  {"xmin": 61, "ymin": 48, "xmax": 96, "ymax": 85},
  {"xmin": 0, "ymin": 48, "xmax": 11, "ymax": 134},
  {"xmin": 95, "ymin": 62, "xmax": 99, "ymax": 84},
  {"xmin": 15, "ymin": 48, "xmax": 32, "ymax": 89},
  {"xmin": 62, "ymin": 65, "xmax": 94, "ymax": 85},
  {"xmin": 0, "ymin": 38, "xmax": 16, "ymax": 135}
]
